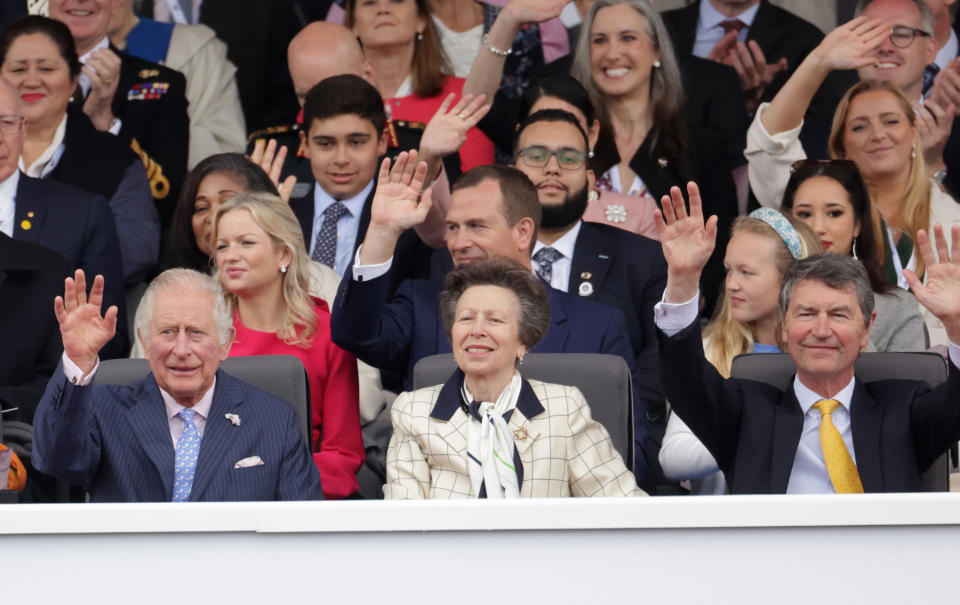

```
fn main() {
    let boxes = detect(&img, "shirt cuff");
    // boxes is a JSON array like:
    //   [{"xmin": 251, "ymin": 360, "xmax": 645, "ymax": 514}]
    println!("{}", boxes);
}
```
[
  {"xmin": 351, "ymin": 244, "xmax": 393, "ymax": 282},
  {"xmin": 654, "ymin": 292, "xmax": 700, "ymax": 337},
  {"xmin": 948, "ymin": 339, "xmax": 960, "ymax": 368},
  {"xmin": 62, "ymin": 352, "xmax": 100, "ymax": 386}
]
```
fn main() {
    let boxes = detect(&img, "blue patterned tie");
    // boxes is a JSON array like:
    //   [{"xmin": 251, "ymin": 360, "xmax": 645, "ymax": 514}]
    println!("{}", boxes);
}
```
[
  {"xmin": 311, "ymin": 201, "xmax": 350, "ymax": 269},
  {"xmin": 173, "ymin": 409, "xmax": 201, "ymax": 502},
  {"xmin": 532, "ymin": 247, "xmax": 563, "ymax": 284},
  {"xmin": 923, "ymin": 63, "xmax": 940, "ymax": 97}
]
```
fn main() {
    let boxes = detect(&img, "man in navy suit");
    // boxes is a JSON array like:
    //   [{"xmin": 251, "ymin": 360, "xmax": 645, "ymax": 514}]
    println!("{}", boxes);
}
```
[
  {"xmin": 509, "ymin": 109, "xmax": 669, "ymax": 490},
  {"xmin": 0, "ymin": 77, "xmax": 127, "ymax": 358},
  {"xmin": 33, "ymin": 269, "xmax": 323, "ymax": 502},
  {"xmin": 656, "ymin": 183, "xmax": 960, "ymax": 493}
]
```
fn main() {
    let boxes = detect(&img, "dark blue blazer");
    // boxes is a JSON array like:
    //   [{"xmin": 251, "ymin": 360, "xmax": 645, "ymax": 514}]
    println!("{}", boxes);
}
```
[
  {"xmin": 13, "ymin": 173, "xmax": 128, "ymax": 358},
  {"xmin": 33, "ymin": 366, "xmax": 324, "ymax": 502},
  {"xmin": 331, "ymin": 273, "xmax": 637, "ymax": 391},
  {"xmin": 658, "ymin": 321, "xmax": 960, "ymax": 494}
]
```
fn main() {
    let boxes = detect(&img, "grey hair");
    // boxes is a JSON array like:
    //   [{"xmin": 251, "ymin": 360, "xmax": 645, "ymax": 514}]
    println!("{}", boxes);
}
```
[
  {"xmin": 571, "ymin": 0, "xmax": 685, "ymax": 126},
  {"xmin": 779, "ymin": 254, "xmax": 875, "ymax": 328},
  {"xmin": 135, "ymin": 268, "xmax": 234, "ymax": 347},
  {"xmin": 856, "ymin": 0, "xmax": 935, "ymax": 36}
]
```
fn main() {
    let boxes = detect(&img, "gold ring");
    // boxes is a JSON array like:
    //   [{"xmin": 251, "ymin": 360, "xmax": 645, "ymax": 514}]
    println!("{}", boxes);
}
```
[{"xmin": 457, "ymin": 113, "xmax": 467, "ymax": 120}]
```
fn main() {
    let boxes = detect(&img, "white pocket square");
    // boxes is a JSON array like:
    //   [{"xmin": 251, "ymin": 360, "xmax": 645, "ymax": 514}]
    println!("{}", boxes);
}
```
[{"xmin": 233, "ymin": 456, "xmax": 264, "ymax": 469}]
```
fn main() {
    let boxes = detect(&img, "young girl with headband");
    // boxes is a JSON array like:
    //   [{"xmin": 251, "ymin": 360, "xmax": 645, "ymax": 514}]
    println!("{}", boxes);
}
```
[{"xmin": 659, "ymin": 208, "xmax": 821, "ymax": 494}]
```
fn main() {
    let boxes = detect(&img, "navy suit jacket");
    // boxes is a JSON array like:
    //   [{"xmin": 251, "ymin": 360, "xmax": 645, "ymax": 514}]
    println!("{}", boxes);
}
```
[
  {"xmin": 330, "ymin": 272, "xmax": 637, "ymax": 392},
  {"xmin": 13, "ymin": 173, "xmax": 128, "ymax": 358},
  {"xmin": 658, "ymin": 321, "xmax": 960, "ymax": 493},
  {"xmin": 662, "ymin": 0, "xmax": 855, "ymax": 158},
  {"xmin": 33, "ymin": 366, "xmax": 324, "ymax": 502},
  {"xmin": 290, "ymin": 177, "xmax": 433, "ymax": 296}
]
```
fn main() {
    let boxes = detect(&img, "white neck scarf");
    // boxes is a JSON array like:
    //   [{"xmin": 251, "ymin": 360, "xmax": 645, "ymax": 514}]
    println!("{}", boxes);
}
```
[{"xmin": 463, "ymin": 372, "xmax": 522, "ymax": 499}]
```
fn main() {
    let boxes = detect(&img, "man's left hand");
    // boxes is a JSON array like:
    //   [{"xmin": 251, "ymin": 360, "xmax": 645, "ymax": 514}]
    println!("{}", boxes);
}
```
[{"xmin": 904, "ymin": 224, "xmax": 960, "ymax": 341}]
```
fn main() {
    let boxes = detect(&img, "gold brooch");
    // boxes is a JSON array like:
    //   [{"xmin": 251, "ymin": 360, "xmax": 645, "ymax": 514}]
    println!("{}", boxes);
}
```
[
  {"xmin": 20, "ymin": 219, "xmax": 31, "ymax": 231},
  {"xmin": 513, "ymin": 427, "xmax": 529, "ymax": 441}
]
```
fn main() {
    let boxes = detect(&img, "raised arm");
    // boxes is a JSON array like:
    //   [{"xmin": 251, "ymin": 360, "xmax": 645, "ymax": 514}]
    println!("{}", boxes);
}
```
[
  {"xmin": 53, "ymin": 270, "xmax": 119, "ymax": 375},
  {"xmin": 760, "ymin": 17, "xmax": 887, "ymax": 136},
  {"xmin": 654, "ymin": 182, "xmax": 718, "ymax": 303},
  {"xmin": 904, "ymin": 225, "xmax": 960, "ymax": 344},
  {"xmin": 358, "ymin": 151, "xmax": 434, "ymax": 266},
  {"xmin": 462, "ymin": 0, "xmax": 567, "ymax": 102}
]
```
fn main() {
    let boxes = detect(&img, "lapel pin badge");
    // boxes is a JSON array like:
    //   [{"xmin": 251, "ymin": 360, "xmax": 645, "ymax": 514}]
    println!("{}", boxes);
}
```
[
  {"xmin": 513, "ymin": 426, "xmax": 529, "ymax": 441},
  {"xmin": 657, "ymin": 157, "xmax": 669, "ymax": 168},
  {"xmin": 27, "ymin": 211, "xmax": 34, "ymax": 218},
  {"xmin": 225, "ymin": 413, "xmax": 241, "ymax": 426},
  {"xmin": 20, "ymin": 219, "xmax": 31, "ymax": 231},
  {"xmin": 578, "ymin": 281, "xmax": 594, "ymax": 297},
  {"xmin": 580, "ymin": 271, "xmax": 592, "ymax": 280}
]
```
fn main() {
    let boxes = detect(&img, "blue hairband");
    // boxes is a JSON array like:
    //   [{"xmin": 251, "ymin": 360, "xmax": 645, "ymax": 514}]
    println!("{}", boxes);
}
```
[{"xmin": 748, "ymin": 207, "xmax": 802, "ymax": 259}]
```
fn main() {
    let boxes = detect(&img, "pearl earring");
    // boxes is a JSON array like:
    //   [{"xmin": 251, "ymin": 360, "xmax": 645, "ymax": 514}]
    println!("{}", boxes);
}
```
[
  {"xmin": 653, "ymin": 60, "xmax": 661, "ymax": 68},
  {"xmin": 417, "ymin": 32, "xmax": 423, "ymax": 41},
  {"xmin": 280, "ymin": 265, "xmax": 287, "ymax": 274}
]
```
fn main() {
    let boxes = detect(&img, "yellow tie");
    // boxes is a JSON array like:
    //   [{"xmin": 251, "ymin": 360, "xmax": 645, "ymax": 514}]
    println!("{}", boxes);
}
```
[{"xmin": 813, "ymin": 399, "xmax": 863, "ymax": 494}]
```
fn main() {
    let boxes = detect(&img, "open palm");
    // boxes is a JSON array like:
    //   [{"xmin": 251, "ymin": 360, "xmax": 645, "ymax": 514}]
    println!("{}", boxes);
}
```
[
  {"xmin": 655, "ymin": 182, "xmax": 718, "ymax": 278},
  {"xmin": 54, "ymin": 270, "xmax": 118, "ymax": 373},
  {"xmin": 904, "ymin": 226, "xmax": 960, "ymax": 330},
  {"xmin": 369, "ymin": 151, "xmax": 433, "ymax": 235}
]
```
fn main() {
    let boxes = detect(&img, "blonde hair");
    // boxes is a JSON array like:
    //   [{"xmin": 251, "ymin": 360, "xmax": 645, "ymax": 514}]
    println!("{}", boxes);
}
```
[
  {"xmin": 211, "ymin": 191, "xmax": 317, "ymax": 347},
  {"xmin": 702, "ymin": 214, "xmax": 822, "ymax": 377},
  {"xmin": 828, "ymin": 79, "xmax": 930, "ymax": 275}
]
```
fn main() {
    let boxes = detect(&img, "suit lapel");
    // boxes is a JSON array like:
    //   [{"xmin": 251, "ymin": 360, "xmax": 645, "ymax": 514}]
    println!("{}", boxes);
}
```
[
  {"xmin": 13, "ymin": 175, "xmax": 44, "ymax": 245},
  {"xmin": 745, "ymin": 1, "xmax": 780, "ymax": 51},
  {"xmin": 569, "ymin": 223, "xmax": 614, "ymax": 300},
  {"xmin": 126, "ymin": 379, "xmax": 176, "ymax": 500},
  {"xmin": 769, "ymin": 382, "xmax": 804, "ymax": 493},
  {"xmin": 507, "ymin": 380, "xmax": 545, "ymax": 459},
  {"xmin": 429, "ymin": 373, "xmax": 470, "ymax": 455},
  {"xmin": 354, "ymin": 177, "xmax": 376, "ymax": 256},
  {"xmin": 849, "ymin": 379, "xmax": 882, "ymax": 493},
  {"xmin": 190, "ymin": 372, "xmax": 245, "ymax": 500},
  {"xmin": 536, "ymin": 288, "xmax": 570, "ymax": 352},
  {"xmin": 290, "ymin": 192, "xmax": 314, "ymax": 250},
  {"xmin": 667, "ymin": 1, "xmax": 699, "ymax": 55}
]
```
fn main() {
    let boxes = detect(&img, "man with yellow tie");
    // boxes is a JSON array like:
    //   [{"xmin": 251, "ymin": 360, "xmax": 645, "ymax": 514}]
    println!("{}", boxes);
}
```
[{"xmin": 653, "ymin": 182, "xmax": 960, "ymax": 494}]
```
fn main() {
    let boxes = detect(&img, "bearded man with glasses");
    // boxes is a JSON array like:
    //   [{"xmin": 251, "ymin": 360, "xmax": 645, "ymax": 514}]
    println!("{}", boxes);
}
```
[{"xmin": 510, "ymin": 108, "xmax": 672, "ymax": 492}]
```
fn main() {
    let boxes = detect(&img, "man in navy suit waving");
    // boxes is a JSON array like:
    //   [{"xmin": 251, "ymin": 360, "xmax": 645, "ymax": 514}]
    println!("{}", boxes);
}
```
[{"xmin": 33, "ymin": 268, "xmax": 323, "ymax": 502}]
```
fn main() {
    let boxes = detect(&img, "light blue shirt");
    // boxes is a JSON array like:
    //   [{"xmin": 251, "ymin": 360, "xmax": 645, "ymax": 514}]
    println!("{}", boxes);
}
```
[
  {"xmin": 309, "ymin": 179, "xmax": 374, "ymax": 277},
  {"xmin": 692, "ymin": 0, "xmax": 761, "ymax": 59}
]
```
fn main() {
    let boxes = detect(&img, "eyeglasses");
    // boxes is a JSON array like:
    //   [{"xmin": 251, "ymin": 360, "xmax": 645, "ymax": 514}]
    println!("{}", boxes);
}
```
[
  {"xmin": 516, "ymin": 146, "xmax": 588, "ymax": 170},
  {"xmin": 0, "ymin": 116, "xmax": 23, "ymax": 136},
  {"xmin": 889, "ymin": 25, "xmax": 931, "ymax": 49},
  {"xmin": 790, "ymin": 159, "xmax": 859, "ymax": 173}
]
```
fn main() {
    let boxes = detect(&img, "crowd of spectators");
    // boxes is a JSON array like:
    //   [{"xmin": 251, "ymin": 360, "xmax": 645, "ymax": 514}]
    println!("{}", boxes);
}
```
[{"xmin": 5, "ymin": 0, "xmax": 960, "ymax": 503}]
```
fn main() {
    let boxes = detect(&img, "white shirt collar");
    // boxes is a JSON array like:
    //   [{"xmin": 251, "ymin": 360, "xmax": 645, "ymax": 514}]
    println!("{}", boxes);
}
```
[
  {"xmin": 312, "ymin": 178, "xmax": 373, "ymax": 223},
  {"xmin": 161, "ymin": 377, "xmax": 216, "ymax": 423},
  {"xmin": 19, "ymin": 114, "xmax": 67, "ymax": 178},
  {"xmin": 792, "ymin": 374, "xmax": 856, "ymax": 415},
  {"xmin": 935, "ymin": 28, "xmax": 959, "ymax": 70},
  {"xmin": 698, "ymin": 0, "xmax": 761, "ymax": 32},
  {"xmin": 0, "ymin": 170, "xmax": 19, "ymax": 237},
  {"xmin": 533, "ymin": 219, "xmax": 582, "ymax": 261}
]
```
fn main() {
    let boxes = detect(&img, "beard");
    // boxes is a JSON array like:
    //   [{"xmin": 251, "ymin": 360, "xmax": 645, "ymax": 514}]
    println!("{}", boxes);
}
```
[{"xmin": 540, "ymin": 182, "xmax": 589, "ymax": 229}]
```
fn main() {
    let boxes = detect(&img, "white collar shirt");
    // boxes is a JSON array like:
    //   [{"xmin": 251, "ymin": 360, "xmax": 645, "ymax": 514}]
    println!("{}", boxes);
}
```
[
  {"xmin": 0, "ymin": 170, "xmax": 20, "ymax": 237},
  {"xmin": 786, "ymin": 375, "xmax": 857, "ymax": 494},
  {"xmin": 19, "ymin": 114, "xmax": 67, "ymax": 178},
  {"xmin": 309, "ymin": 179, "xmax": 373, "ymax": 277},
  {"xmin": 693, "ymin": 0, "xmax": 761, "ymax": 58},
  {"xmin": 935, "ymin": 28, "xmax": 959, "ymax": 71},
  {"xmin": 78, "ymin": 36, "xmax": 111, "ymax": 99},
  {"xmin": 532, "ymin": 220, "xmax": 582, "ymax": 293}
]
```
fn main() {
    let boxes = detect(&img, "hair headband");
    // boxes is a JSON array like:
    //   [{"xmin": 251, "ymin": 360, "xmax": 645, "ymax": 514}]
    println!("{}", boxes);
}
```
[{"xmin": 748, "ymin": 207, "xmax": 802, "ymax": 260}]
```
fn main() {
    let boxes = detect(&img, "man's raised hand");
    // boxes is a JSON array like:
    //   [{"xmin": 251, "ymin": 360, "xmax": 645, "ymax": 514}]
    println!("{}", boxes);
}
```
[
  {"xmin": 654, "ymin": 182, "xmax": 718, "ymax": 303},
  {"xmin": 53, "ymin": 270, "xmax": 118, "ymax": 375}
]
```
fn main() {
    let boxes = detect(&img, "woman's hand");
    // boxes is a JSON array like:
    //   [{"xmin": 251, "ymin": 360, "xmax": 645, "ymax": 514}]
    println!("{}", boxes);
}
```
[
  {"xmin": 53, "ymin": 270, "xmax": 118, "ymax": 376},
  {"xmin": 654, "ymin": 182, "xmax": 717, "ymax": 303},
  {"xmin": 249, "ymin": 138, "xmax": 297, "ymax": 202},
  {"xmin": 904, "ymin": 225, "xmax": 960, "ymax": 342},
  {"xmin": 502, "ymin": 0, "xmax": 568, "ymax": 26},
  {"xmin": 82, "ymin": 48, "xmax": 121, "ymax": 132},
  {"xmin": 418, "ymin": 93, "xmax": 490, "ymax": 181},
  {"xmin": 915, "ymin": 99, "xmax": 954, "ymax": 176},
  {"xmin": 808, "ymin": 16, "xmax": 889, "ymax": 72}
]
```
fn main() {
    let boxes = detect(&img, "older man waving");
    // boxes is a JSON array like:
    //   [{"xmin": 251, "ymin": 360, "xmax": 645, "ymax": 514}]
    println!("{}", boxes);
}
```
[
  {"xmin": 655, "ymin": 182, "xmax": 960, "ymax": 494},
  {"xmin": 33, "ymin": 268, "xmax": 323, "ymax": 502}
]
